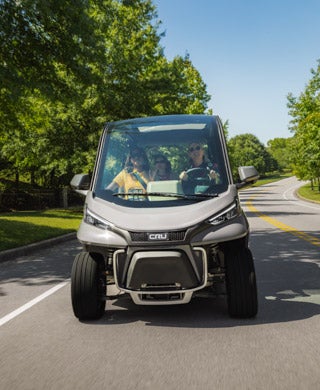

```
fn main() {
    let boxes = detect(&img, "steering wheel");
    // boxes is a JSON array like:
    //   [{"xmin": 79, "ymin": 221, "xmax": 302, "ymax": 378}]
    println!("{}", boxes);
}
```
[
  {"xmin": 185, "ymin": 167, "xmax": 210, "ymax": 181},
  {"xmin": 182, "ymin": 167, "xmax": 211, "ymax": 194}
]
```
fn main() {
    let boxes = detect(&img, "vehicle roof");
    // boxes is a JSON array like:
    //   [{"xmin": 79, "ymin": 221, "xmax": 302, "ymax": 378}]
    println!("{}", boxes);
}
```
[{"xmin": 106, "ymin": 114, "xmax": 220, "ymax": 129}]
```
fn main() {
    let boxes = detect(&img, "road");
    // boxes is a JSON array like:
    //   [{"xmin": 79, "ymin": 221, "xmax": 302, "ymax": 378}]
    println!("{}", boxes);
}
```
[{"xmin": 1, "ymin": 177, "xmax": 320, "ymax": 390}]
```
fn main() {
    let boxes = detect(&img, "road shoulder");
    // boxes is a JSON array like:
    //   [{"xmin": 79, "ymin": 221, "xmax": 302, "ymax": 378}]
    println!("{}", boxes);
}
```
[{"xmin": 0, "ymin": 233, "xmax": 76, "ymax": 263}]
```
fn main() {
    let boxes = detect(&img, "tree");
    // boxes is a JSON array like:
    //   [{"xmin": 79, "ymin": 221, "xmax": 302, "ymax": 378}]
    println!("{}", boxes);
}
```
[
  {"xmin": 0, "ymin": 0, "xmax": 212, "ymax": 188},
  {"xmin": 0, "ymin": 0, "xmax": 97, "ymax": 96},
  {"xmin": 287, "ymin": 59, "xmax": 320, "ymax": 184},
  {"xmin": 267, "ymin": 137, "xmax": 292, "ymax": 171},
  {"xmin": 143, "ymin": 54, "xmax": 210, "ymax": 115},
  {"xmin": 228, "ymin": 133, "xmax": 277, "ymax": 179},
  {"xmin": 0, "ymin": 0, "xmax": 100, "ymax": 185}
]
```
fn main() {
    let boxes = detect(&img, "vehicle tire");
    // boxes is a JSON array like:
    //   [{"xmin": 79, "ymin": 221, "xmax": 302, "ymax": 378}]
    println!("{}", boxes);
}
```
[
  {"xmin": 225, "ymin": 246, "xmax": 258, "ymax": 318},
  {"xmin": 71, "ymin": 252, "xmax": 106, "ymax": 320}
]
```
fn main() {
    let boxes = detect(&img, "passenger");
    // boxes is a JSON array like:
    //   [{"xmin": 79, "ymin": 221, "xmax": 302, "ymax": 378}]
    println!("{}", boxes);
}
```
[
  {"xmin": 150, "ymin": 154, "xmax": 174, "ymax": 181},
  {"xmin": 107, "ymin": 147, "xmax": 150, "ymax": 198},
  {"xmin": 179, "ymin": 142, "xmax": 220, "ymax": 183}
]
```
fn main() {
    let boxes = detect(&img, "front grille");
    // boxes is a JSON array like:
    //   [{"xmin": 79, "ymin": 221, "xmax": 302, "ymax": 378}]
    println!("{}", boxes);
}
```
[{"xmin": 130, "ymin": 230, "xmax": 186, "ymax": 242}]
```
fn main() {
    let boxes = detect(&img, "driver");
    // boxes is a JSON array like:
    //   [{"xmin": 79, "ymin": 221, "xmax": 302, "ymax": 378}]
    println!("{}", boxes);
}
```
[{"xmin": 179, "ymin": 143, "xmax": 220, "ymax": 183}]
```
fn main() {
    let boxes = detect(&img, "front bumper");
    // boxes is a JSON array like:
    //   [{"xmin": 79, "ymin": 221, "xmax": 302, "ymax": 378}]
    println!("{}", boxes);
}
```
[
  {"xmin": 113, "ymin": 247, "xmax": 208, "ymax": 305},
  {"xmin": 77, "ymin": 211, "xmax": 249, "ymax": 305}
]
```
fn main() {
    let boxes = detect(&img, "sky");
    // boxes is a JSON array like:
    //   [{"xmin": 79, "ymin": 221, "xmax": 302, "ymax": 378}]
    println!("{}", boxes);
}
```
[{"xmin": 152, "ymin": 0, "xmax": 320, "ymax": 145}]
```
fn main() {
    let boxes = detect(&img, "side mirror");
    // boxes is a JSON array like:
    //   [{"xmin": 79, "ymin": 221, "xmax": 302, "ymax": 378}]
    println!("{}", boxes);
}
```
[
  {"xmin": 236, "ymin": 166, "xmax": 259, "ymax": 189},
  {"xmin": 70, "ymin": 174, "xmax": 91, "ymax": 196}
]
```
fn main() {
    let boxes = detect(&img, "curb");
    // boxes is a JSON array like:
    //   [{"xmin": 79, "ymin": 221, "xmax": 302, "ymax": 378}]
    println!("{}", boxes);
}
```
[
  {"xmin": 0, "ymin": 232, "xmax": 77, "ymax": 263},
  {"xmin": 295, "ymin": 189, "xmax": 320, "ymax": 205}
]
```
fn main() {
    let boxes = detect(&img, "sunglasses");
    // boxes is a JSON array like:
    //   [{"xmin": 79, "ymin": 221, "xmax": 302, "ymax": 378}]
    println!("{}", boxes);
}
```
[
  {"xmin": 189, "ymin": 145, "xmax": 202, "ymax": 152},
  {"xmin": 155, "ymin": 160, "xmax": 165, "ymax": 163}
]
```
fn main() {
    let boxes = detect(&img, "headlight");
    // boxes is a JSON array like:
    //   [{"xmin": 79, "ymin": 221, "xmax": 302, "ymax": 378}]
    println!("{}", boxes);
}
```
[
  {"xmin": 84, "ymin": 206, "xmax": 113, "ymax": 230},
  {"xmin": 207, "ymin": 200, "xmax": 241, "ymax": 226}
]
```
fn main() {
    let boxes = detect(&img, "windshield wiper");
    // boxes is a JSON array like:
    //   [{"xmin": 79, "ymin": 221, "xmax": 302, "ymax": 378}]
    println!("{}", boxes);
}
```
[{"xmin": 112, "ymin": 192, "xmax": 219, "ymax": 200}]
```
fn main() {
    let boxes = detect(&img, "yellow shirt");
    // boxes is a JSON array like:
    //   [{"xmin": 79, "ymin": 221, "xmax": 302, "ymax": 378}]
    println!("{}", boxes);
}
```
[{"xmin": 113, "ymin": 169, "xmax": 149, "ymax": 199}]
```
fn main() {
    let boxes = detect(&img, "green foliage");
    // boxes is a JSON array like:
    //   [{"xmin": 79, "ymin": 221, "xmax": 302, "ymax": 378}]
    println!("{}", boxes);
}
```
[
  {"xmin": 0, "ymin": 0, "xmax": 97, "ymax": 93},
  {"xmin": 147, "ymin": 55, "xmax": 210, "ymax": 115},
  {"xmin": 222, "ymin": 119, "xmax": 229, "ymax": 140},
  {"xmin": 297, "ymin": 182, "xmax": 320, "ymax": 203},
  {"xmin": 287, "ymin": 59, "xmax": 320, "ymax": 181},
  {"xmin": 266, "ymin": 137, "xmax": 292, "ymax": 171},
  {"xmin": 228, "ymin": 133, "xmax": 278, "ymax": 179},
  {"xmin": 0, "ymin": 0, "xmax": 211, "ymax": 188},
  {"xmin": 0, "ymin": 209, "xmax": 82, "ymax": 251}
]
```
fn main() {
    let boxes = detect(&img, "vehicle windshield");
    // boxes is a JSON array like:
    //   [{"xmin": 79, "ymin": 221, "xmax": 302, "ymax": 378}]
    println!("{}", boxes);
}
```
[{"xmin": 94, "ymin": 115, "xmax": 230, "ymax": 206}]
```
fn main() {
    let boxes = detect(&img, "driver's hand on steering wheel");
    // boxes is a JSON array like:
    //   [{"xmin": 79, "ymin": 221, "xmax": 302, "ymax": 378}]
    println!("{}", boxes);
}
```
[
  {"xmin": 208, "ymin": 169, "xmax": 219, "ymax": 180},
  {"xmin": 180, "ymin": 169, "xmax": 219, "ymax": 182},
  {"xmin": 179, "ymin": 171, "xmax": 188, "ymax": 181}
]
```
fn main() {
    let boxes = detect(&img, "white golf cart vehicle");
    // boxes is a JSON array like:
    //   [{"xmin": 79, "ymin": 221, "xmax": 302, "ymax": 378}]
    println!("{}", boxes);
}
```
[{"xmin": 70, "ymin": 115, "xmax": 259, "ymax": 320}]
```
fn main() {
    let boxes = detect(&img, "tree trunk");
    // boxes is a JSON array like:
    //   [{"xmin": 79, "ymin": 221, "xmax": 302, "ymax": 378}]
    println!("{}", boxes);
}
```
[{"xmin": 15, "ymin": 170, "xmax": 19, "ymax": 189}]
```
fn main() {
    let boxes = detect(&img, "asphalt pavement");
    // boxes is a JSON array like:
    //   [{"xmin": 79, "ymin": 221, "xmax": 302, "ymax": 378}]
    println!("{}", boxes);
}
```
[{"xmin": 0, "ymin": 232, "xmax": 76, "ymax": 263}]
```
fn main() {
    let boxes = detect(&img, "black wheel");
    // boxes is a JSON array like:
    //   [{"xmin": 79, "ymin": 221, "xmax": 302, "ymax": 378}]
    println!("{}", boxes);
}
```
[
  {"xmin": 71, "ymin": 252, "xmax": 106, "ymax": 320},
  {"xmin": 225, "ymin": 246, "xmax": 258, "ymax": 318}
]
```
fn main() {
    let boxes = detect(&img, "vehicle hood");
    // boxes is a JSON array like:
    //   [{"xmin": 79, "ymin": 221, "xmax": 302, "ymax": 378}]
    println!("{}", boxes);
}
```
[{"xmin": 84, "ymin": 185, "xmax": 239, "ymax": 231}]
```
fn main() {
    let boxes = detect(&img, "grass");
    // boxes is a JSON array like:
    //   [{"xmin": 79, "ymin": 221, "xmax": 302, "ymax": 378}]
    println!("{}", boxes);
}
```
[
  {"xmin": 296, "ymin": 183, "xmax": 320, "ymax": 203},
  {"xmin": 0, "ymin": 208, "xmax": 82, "ymax": 251}
]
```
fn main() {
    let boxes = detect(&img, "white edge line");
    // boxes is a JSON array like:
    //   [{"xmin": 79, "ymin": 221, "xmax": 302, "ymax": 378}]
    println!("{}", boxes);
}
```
[
  {"xmin": 0, "ymin": 280, "xmax": 69, "ymax": 327},
  {"xmin": 283, "ymin": 184, "xmax": 320, "ymax": 210}
]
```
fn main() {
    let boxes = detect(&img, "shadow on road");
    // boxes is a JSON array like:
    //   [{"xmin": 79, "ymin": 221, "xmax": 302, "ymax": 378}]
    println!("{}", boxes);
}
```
[
  {"xmin": 93, "ymin": 293, "xmax": 320, "ymax": 328},
  {"xmin": 0, "ymin": 240, "xmax": 80, "ymax": 296},
  {"xmin": 1, "ymin": 230, "xmax": 319, "ymax": 328}
]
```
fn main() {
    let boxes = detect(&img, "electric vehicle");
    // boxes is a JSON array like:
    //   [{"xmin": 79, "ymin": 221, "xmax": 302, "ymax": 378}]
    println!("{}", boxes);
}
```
[{"xmin": 70, "ymin": 115, "xmax": 259, "ymax": 320}]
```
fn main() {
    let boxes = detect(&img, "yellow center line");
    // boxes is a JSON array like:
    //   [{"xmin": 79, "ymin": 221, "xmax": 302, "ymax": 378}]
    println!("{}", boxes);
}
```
[{"xmin": 246, "ymin": 199, "xmax": 320, "ymax": 248}]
